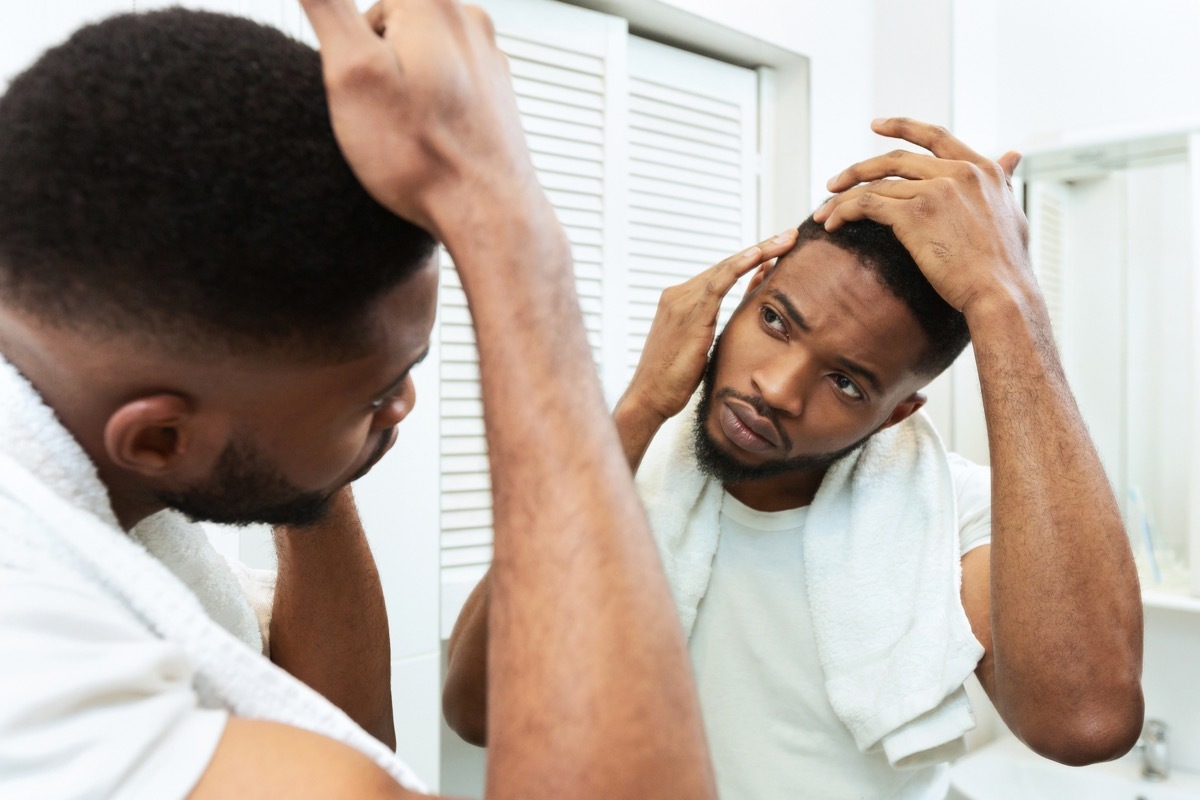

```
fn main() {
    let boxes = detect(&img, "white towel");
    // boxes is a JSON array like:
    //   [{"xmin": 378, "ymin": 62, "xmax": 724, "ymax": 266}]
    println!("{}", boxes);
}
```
[
  {"xmin": 637, "ymin": 395, "xmax": 985, "ymax": 768},
  {"xmin": 0, "ymin": 356, "xmax": 425, "ymax": 792}
]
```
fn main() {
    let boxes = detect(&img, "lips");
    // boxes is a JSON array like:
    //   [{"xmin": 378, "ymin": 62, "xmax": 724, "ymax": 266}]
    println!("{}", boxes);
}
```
[{"xmin": 719, "ymin": 399, "xmax": 780, "ymax": 454}]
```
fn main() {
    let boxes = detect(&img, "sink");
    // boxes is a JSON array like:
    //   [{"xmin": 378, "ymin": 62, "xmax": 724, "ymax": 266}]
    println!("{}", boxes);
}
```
[{"xmin": 950, "ymin": 734, "xmax": 1200, "ymax": 799}]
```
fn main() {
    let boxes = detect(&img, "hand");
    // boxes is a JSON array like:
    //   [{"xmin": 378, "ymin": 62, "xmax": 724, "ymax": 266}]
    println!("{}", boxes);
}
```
[
  {"xmin": 621, "ymin": 230, "xmax": 799, "ymax": 423},
  {"xmin": 300, "ymin": 0, "xmax": 536, "ymax": 237},
  {"xmin": 813, "ymin": 117, "xmax": 1033, "ymax": 316}
]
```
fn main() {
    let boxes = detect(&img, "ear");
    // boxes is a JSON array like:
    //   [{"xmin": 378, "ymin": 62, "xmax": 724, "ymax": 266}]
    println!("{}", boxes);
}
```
[
  {"xmin": 102, "ymin": 394, "xmax": 221, "ymax": 479},
  {"xmin": 879, "ymin": 391, "xmax": 927, "ymax": 431},
  {"xmin": 744, "ymin": 262, "xmax": 773, "ymax": 297}
]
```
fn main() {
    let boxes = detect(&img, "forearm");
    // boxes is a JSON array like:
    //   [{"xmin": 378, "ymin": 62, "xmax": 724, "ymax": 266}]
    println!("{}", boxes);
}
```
[
  {"xmin": 443, "ymin": 570, "xmax": 490, "ymax": 746},
  {"xmin": 270, "ymin": 488, "xmax": 396, "ymax": 749},
  {"xmin": 969, "ymin": 287, "xmax": 1143, "ymax": 759},
  {"xmin": 433, "ymin": 188, "xmax": 715, "ymax": 800},
  {"xmin": 612, "ymin": 394, "xmax": 668, "ymax": 473}
]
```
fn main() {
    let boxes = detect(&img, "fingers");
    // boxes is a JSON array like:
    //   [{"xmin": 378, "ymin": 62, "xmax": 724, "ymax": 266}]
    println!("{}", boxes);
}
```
[
  {"xmin": 825, "ymin": 149, "xmax": 960, "ymax": 193},
  {"xmin": 813, "ymin": 178, "xmax": 921, "ymax": 225},
  {"xmin": 706, "ymin": 228, "xmax": 798, "ymax": 295},
  {"xmin": 871, "ymin": 117, "xmax": 985, "ymax": 164},
  {"xmin": 818, "ymin": 184, "xmax": 915, "ymax": 232},
  {"xmin": 300, "ymin": 0, "xmax": 378, "ymax": 55}
]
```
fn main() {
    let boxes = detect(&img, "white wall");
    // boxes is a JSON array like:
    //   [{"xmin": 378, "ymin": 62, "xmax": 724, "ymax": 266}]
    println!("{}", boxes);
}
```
[{"xmin": 995, "ymin": 0, "xmax": 1200, "ymax": 150}]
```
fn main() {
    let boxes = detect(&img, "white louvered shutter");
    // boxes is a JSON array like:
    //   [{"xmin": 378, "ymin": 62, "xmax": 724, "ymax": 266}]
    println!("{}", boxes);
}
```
[
  {"xmin": 1027, "ymin": 181, "xmax": 1069, "ymax": 349},
  {"xmin": 623, "ymin": 37, "xmax": 760, "ymax": 383},
  {"xmin": 439, "ymin": 0, "xmax": 627, "ymax": 634},
  {"xmin": 437, "ymin": 2, "xmax": 762, "ymax": 635}
]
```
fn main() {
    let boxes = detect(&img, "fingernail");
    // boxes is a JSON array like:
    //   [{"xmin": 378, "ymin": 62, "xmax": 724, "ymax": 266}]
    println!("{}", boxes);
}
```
[
  {"xmin": 743, "ymin": 246, "xmax": 761, "ymax": 259},
  {"xmin": 826, "ymin": 174, "xmax": 840, "ymax": 190},
  {"xmin": 871, "ymin": 117, "xmax": 887, "ymax": 127},
  {"xmin": 772, "ymin": 230, "xmax": 794, "ymax": 243}
]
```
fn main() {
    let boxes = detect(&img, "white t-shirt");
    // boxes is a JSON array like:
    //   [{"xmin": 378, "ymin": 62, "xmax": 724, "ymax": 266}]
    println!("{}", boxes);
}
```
[
  {"xmin": 0, "ymin": 567, "xmax": 227, "ymax": 800},
  {"xmin": 688, "ymin": 453, "xmax": 991, "ymax": 800}
]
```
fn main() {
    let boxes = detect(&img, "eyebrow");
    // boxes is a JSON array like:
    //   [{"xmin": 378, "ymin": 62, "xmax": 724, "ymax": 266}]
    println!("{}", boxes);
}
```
[
  {"xmin": 765, "ymin": 289, "xmax": 884, "ymax": 396},
  {"xmin": 374, "ymin": 344, "xmax": 431, "ymax": 398}
]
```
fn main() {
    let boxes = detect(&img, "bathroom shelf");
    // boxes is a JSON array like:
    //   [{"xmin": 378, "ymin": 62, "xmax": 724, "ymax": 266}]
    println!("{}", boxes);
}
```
[{"xmin": 1142, "ymin": 589, "xmax": 1200, "ymax": 613}]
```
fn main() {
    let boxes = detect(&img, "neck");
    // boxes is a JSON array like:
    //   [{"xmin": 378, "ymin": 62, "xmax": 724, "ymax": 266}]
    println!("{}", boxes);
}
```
[{"xmin": 724, "ymin": 467, "xmax": 827, "ymax": 512}]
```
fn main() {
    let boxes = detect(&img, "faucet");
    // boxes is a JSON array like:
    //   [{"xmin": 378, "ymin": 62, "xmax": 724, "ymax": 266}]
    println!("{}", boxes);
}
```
[{"xmin": 1140, "ymin": 719, "xmax": 1169, "ymax": 781}]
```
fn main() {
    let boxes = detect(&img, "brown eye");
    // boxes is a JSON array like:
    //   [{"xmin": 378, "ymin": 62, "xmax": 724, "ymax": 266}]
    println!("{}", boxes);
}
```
[
  {"xmin": 761, "ymin": 306, "xmax": 785, "ymax": 333},
  {"xmin": 832, "ymin": 374, "xmax": 863, "ymax": 400}
]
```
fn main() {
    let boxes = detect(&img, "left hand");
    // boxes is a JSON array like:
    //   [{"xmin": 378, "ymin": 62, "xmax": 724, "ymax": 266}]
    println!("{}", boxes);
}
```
[{"xmin": 812, "ymin": 117, "xmax": 1033, "ymax": 315}]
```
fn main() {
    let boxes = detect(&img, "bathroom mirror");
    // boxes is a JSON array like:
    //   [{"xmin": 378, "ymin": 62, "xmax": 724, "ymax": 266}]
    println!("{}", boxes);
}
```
[{"xmin": 1020, "ymin": 130, "xmax": 1200, "ymax": 599}]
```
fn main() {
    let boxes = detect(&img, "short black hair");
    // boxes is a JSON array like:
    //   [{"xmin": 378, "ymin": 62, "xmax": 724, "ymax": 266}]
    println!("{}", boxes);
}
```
[
  {"xmin": 0, "ymin": 9, "xmax": 435, "ymax": 358},
  {"xmin": 793, "ymin": 215, "xmax": 969, "ymax": 377}
]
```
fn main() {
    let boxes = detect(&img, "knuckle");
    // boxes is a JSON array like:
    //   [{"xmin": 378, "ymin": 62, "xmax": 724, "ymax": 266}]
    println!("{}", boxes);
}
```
[
  {"xmin": 464, "ymin": 5, "xmax": 497, "ymax": 39},
  {"xmin": 934, "ymin": 176, "xmax": 956, "ymax": 199},
  {"xmin": 704, "ymin": 279, "xmax": 719, "ymax": 295},
  {"xmin": 329, "ymin": 54, "xmax": 388, "ymax": 91},
  {"xmin": 887, "ymin": 149, "xmax": 908, "ymax": 162},
  {"xmin": 956, "ymin": 164, "xmax": 980, "ymax": 185},
  {"xmin": 911, "ymin": 195, "xmax": 933, "ymax": 219},
  {"xmin": 929, "ymin": 124, "xmax": 951, "ymax": 142},
  {"xmin": 856, "ymin": 191, "xmax": 878, "ymax": 208}
]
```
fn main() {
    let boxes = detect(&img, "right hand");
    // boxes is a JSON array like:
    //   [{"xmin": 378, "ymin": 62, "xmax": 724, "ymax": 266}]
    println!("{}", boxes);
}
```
[
  {"xmin": 622, "ymin": 230, "xmax": 800, "ymax": 423},
  {"xmin": 300, "ymin": 0, "xmax": 536, "ymax": 237}
]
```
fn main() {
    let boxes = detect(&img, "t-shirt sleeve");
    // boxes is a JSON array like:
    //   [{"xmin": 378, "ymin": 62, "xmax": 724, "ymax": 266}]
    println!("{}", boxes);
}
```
[
  {"xmin": 0, "ymin": 566, "xmax": 228, "ymax": 800},
  {"xmin": 947, "ymin": 452, "xmax": 992, "ymax": 556}
]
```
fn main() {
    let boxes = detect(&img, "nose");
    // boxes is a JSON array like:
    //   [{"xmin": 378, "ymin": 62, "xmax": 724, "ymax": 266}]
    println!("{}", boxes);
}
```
[
  {"xmin": 751, "ymin": 352, "xmax": 810, "ymax": 418},
  {"xmin": 372, "ymin": 376, "xmax": 416, "ymax": 431}
]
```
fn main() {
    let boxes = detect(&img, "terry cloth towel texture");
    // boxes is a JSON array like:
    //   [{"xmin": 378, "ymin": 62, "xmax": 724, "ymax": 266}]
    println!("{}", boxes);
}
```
[
  {"xmin": 0, "ymin": 355, "xmax": 425, "ymax": 792},
  {"xmin": 636, "ymin": 394, "xmax": 985, "ymax": 769}
]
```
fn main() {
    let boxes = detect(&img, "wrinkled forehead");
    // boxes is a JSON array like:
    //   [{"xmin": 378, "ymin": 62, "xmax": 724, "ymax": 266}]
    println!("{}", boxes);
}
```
[{"xmin": 746, "ymin": 239, "xmax": 931, "ymax": 381}]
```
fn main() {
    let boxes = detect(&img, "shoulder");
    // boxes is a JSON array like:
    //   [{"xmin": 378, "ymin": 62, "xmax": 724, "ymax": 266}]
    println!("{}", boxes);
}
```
[
  {"xmin": 946, "ymin": 452, "xmax": 991, "ymax": 555},
  {"xmin": 0, "ymin": 565, "xmax": 226, "ymax": 799}
]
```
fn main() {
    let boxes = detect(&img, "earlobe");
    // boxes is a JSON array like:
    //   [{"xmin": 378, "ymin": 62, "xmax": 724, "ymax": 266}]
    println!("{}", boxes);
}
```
[
  {"xmin": 880, "ymin": 391, "xmax": 927, "ymax": 430},
  {"xmin": 103, "ymin": 394, "xmax": 198, "ymax": 477}
]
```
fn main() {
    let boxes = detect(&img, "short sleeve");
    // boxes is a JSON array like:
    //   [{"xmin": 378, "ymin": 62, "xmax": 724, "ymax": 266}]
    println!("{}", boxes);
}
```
[
  {"xmin": 0, "ymin": 566, "xmax": 228, "ymax": 800},
  {"xmin": 947, "ymin": 452, "xmax": 991, "ymax": 556}
]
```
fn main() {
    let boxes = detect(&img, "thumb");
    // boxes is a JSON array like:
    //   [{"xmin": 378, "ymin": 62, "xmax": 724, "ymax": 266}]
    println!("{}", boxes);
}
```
[{"xmin": 997, "ymin": 150, "xmax": 1022, "ymax": 180}]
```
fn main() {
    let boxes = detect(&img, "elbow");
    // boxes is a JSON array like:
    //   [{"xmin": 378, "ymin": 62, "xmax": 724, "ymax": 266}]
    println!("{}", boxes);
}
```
[
  {"xmin": 1018, "ymin": 684, "xmax": 1145, "ymax": 766},
  {"xmin": 442, "ymin": 680, "xmax": 489, "ymax": 748}
]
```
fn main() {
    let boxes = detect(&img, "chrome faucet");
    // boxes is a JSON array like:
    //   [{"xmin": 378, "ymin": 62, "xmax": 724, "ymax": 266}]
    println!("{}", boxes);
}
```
[{"xmin": 1141, "ymin": 719, "xmax": 1169, "ymax": 781}]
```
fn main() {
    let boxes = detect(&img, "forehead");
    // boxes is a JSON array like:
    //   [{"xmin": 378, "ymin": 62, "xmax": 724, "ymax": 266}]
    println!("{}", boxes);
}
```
[
  {"xmin": 346, "ymin": 256, "xmax": 439, "ymax": 377},
  {"xmin": 752, "ymin": 239, "xmax": 929, "ymax": 380}
]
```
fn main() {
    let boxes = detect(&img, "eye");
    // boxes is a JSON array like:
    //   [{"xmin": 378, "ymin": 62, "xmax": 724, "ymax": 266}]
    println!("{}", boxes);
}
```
[
  {"xmin": 370, "ymin": 377, "xmax": 409, "ymax": 411},
  {"xmin": 761, "ymin": 305, "xmax": 787, "ymax": 335},
  {"xmin": 831, "ymin": 374, "xmax": 864, "ymax": 401}
]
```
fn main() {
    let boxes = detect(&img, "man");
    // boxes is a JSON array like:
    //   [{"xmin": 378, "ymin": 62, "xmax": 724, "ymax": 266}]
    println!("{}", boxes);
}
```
[
  {"xmin": 444, "ymin": 121, "xmax": 1145, "ymax": 797},
  {"xmin": 0, "ymin": 2, "xmax": 717, "ymax": 799}
]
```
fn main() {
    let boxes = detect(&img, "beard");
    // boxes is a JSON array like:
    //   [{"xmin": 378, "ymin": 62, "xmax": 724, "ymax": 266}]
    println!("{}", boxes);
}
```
[
  {"xmin": 156, "ymin": 429, "xmax": 396, "ymax": 527},
  {"xmin": 691, "ymin": 332, "xmax": 873, "ymax": 485},
  {"xmin": 153, "ymin": 429, "xmax": 390, "ymax": 527}
]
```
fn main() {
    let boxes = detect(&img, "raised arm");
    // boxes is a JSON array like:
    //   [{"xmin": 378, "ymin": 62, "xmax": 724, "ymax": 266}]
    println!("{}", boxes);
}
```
[
  {"xmin": 270, "ymin": 487, "xmax": 395, "ymax": 748},
  {"xmin": 442, "ymin": 232, "xmax": 797, "ymax": 746},
  {"xmin": 816, "ymin": 118, "xmax": 1144, "ymax": 765},
  {"xmin": 305, "ymin": 0, "xmax": 715, "ymax": 797}
]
